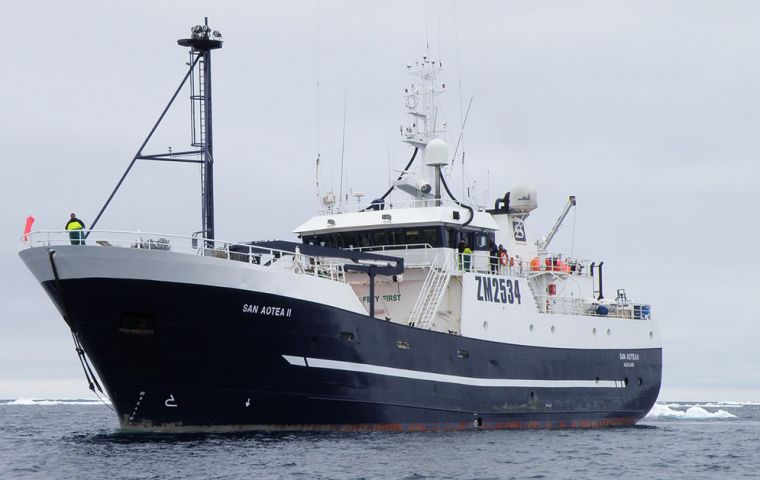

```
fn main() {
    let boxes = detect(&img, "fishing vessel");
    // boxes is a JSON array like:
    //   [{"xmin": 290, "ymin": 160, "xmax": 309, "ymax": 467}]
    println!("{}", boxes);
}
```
[{"xmin": 19, "ymin": 20, "xmax": 661, "ymax": 431}]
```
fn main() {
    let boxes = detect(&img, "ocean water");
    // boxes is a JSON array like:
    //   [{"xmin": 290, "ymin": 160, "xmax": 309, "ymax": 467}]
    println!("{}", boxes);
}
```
[{"xmin": 1, "ymin": 400, "xmax": 758, "ymax": 479}]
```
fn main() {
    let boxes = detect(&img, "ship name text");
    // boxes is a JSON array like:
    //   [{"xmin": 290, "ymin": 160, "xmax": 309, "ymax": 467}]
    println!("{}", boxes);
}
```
[
  {"xmin": 242, "ymin": 303, "xmax": 292, "ymax": 317},
  {"xmin": 619, "ymin": 352, "xmax": 638, "ymax": 368}
]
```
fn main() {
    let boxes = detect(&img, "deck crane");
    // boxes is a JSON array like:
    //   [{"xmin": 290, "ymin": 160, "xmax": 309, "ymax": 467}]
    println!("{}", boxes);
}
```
[{"xmin": 539, "ymin": 196, "xmax": 576, "ymax": 252}]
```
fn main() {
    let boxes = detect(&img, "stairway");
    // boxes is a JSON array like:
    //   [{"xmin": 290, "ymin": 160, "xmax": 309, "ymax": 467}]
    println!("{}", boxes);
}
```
[{"xmin": 408, "ymin": 254, "xmax": 453, "ymax": 330}]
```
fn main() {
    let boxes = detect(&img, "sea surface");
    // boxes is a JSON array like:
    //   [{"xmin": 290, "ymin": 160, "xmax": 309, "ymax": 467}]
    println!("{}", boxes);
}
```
[{"xmin": 1, "ymin": 400, "xmax": 758, "ymax": 479}]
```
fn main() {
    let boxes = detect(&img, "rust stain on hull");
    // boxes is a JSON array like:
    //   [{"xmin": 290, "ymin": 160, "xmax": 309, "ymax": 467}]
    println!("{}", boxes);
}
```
[{"xmin": 120, "ymin": 416, "xmax": 641, "ymax": 433}]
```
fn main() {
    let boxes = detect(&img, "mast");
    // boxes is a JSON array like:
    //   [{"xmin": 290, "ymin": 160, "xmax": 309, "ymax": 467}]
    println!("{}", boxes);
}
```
[
  {"xmin": 399, "ymin": 55, "xmax": 448, "ymax": 205},
  {"xmin": 179, "ymin": 18, "xmax": 223, "ymax": 241},
  {"xmin": 88, "ymin": 19, "xmax": 223, "ymax": 241}
]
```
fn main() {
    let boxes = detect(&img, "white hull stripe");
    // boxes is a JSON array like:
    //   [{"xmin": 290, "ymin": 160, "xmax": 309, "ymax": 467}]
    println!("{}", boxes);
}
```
[{"xmin": 282, "ymin": 355, "xmax": 624, "ymax": 388}]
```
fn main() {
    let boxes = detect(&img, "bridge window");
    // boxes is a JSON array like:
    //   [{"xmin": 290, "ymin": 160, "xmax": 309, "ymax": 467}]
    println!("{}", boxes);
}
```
[
  {"xmin": 303, "ymin": 227, "xmax": 444, "ymax": 250},
  {"xmin": 303, "ymin": 227, "xmax": 494, "ymax": 251}
]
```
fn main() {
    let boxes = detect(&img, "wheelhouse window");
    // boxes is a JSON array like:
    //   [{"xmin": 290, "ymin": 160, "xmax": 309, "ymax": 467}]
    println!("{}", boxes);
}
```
[
  {"xmin": 302, "ymin": 226, "xmax": 495, "ymax": 251},
  {"xmin": 303, "ymin": 226, "xmax": 443, "ymax": 250},
  {"xmin": 442, "ymin": 228, "xmax": 494, "ymax": 251}
]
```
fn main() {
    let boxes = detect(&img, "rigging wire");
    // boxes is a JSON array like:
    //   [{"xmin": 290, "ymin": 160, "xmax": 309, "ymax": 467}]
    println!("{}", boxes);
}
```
[
  {"xmin": 72, "ymin": 331, "xmax": 115, "ymax": 412},
  {"xmin": 48, "ymin": 250, "xmax": 114, "ymax": 411}
]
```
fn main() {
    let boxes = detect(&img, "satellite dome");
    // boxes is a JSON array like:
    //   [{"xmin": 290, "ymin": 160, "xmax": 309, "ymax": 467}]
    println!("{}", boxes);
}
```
[
  {"xmin": 424, "ymin": 138, "xmax": 448, "ymax": 166},
  {"xmin": 510, "ymin": 184, "xmax": 538, "ymax": 213}
]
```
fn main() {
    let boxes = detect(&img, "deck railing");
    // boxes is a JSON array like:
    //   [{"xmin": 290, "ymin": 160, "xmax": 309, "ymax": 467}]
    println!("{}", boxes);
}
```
[
  {"xmin": 317, "ymin": 198, "xmax": 468, "ymax": 215},
  {"xmin": 535, "ymin": 294, "xmax": 652, "ymax": 320},
  {"xmin": 23, "ymin": 230, "xmax": 347, "ymax": 282}
]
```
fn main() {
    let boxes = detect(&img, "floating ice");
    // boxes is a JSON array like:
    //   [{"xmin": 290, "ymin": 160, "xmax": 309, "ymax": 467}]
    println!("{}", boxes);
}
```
[
  {"xmin": 646, "ymin": 403, "xmax": 736, "ymax": 419},
  {"xmin": 658, "ymin": 401, "xmax": 759, "ymax": 409},
  {"xmin": 3, "ymin": 398, "xmax": 107, "ymax": 406}
]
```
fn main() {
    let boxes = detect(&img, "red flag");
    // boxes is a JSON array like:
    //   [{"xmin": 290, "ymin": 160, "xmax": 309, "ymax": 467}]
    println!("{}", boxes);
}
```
[{"xmin": 23, "ymin": 215, "xmax": 35, "ymax": 242}]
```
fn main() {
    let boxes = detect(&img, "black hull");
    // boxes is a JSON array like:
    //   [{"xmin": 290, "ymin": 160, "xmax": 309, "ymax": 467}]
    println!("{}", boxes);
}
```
[{"xmin": 44, "ymin": 277, "xmax": 662, "ymax": 432}]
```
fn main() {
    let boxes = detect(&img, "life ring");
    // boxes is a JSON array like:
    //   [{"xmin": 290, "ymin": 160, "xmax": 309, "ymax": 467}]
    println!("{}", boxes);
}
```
[{"xmin": 499, "ymin": 251, "xmax": 508, "ymax": 266}]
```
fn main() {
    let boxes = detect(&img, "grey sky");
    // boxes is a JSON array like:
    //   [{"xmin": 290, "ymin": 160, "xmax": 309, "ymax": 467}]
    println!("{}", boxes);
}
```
[{"xmin": 2, "ymin": 0, "xmax": 758, "ymax": 400}]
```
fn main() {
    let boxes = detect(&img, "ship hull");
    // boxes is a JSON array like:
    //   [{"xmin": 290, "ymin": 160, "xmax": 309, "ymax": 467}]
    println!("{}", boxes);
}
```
[{"xmin": 36, "ymin": 272, "xmax": 661, "ymax": 432}]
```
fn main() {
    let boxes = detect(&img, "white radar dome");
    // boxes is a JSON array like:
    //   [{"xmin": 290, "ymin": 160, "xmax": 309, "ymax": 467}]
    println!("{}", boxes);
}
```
[
  {"xmin": 424, "ymin": 138, "xmax": 448, "ymax": 166},
  {"xmin": 510, "ymin": 185, "xmax": 538, "ymax": 213}
]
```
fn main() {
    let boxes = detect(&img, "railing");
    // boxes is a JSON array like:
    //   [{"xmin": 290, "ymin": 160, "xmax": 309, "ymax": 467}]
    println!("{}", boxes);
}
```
[
  {"xmin": 452, "ymin": 252, "xmax": 531, "ymax": 278},
  {"xmin": 535, "ymin": 294, "xmax": 652, "ymax": 320},
  {"xmin": 23, "ymin": 230, "xmax": 346, "ymax": 282},
  {"xmin": 408, "ymin": 252, "xmax": 454, "ymax": 329},
  {"xmin": 348, "ymin": 243, "xmax": 441, "ymax": 267},
  {"xmin": 317, "ymin": 198, "xmax": 472, "ymax": 215},
  {"xmin": 526, "ymin": 255, "xmax": 592, "ymax": 277}
]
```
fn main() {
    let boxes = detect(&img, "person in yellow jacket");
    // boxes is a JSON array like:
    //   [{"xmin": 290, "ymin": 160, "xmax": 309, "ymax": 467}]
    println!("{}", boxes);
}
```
[
  {"xmin": 463, "ymin": 244, "xmax": 473, "ymax": 272},
  {"xmin": 65, "ymin": 213, "xmax": 86, "ymax": 245}
]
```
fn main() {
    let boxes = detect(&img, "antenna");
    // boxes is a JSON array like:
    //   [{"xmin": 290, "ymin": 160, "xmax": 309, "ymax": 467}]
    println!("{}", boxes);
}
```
[
  {"xmin": 88, "ymin": 19, "xmax": 223, "ymax": 242},
  {"xmin": 338, "ymin": 93, "xmax": 348, "ymax": 208},
  {"xmin": 315, "ymin": 0, "xmax": 321, "ymax": 205},
  {"xmin": 453, "ymin": 3, "xmax": 467, "ymax": 203}
]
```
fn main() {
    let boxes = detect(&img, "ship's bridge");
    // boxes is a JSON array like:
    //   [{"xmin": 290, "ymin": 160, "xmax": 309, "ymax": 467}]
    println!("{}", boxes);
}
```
[{"xmin": 293, "ymin": 205, "xmax": 499, "ymax": 252}]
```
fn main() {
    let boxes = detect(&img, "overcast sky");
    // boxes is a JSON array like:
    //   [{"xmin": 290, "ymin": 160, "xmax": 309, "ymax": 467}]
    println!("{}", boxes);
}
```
[{"xmin": 2, "ymin": 0, "xmax": 758, "ymax": 401}]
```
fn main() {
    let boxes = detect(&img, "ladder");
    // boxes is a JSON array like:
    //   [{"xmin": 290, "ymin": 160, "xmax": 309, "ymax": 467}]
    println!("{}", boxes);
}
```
[
  {"xmin": 189, "ymin": 53, "xmax": 210, "ymax": 232},
  {"xmin": 190, "ymin": 53, "xmax": 207, "ymax": 148},
  {"xmin": 408, "ymin": 253, "xmax": 453, "ymax": 330}
]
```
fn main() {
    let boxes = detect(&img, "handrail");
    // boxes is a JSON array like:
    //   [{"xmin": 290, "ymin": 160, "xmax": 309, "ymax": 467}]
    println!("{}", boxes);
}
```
[
  {"xmin": 23, "ymin": 229, "xmax": 347, "ymax": 283},
  {"xmin": 317, "ymin": 198, "xmax": 473, "ymax": 215},
  {"xmin": 535, "ymin": 294, "xmax": 653, "ymax": 320}
]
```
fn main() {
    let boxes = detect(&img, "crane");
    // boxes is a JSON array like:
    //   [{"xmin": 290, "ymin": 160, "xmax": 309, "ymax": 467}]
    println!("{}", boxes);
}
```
[{"xmin": 539, "ymin": 196, "xmax": 576, "ymax": 251}]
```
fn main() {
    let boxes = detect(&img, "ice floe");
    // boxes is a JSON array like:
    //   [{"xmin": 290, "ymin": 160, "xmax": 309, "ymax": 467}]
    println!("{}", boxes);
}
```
[
  {"xmin": 646, "ymin": 403, "xmax": 736, "ymax": 419},
  {"xmin": 3, "ymin": 398, "xmax": 108, "ymax": 406}
]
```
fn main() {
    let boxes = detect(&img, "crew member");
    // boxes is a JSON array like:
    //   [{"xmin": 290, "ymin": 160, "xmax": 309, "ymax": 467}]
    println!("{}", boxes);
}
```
[
  {"xmin": 498, "ymin": 244, "xmax": 508, "ymax": 274},
  {"xmin": 488, "ymin": 240, "xmax": 498, "ymax": 274},
  {"xmin": 66, "ymin": 213, "xmax": 86, "ymax": 246},
  {"xmin": 457, "ymin": 240, "xmax": 466, "ymax": 271},
  {"xmin": 463, "ymin": 243, "xmax": 473, "ymax": 272}
]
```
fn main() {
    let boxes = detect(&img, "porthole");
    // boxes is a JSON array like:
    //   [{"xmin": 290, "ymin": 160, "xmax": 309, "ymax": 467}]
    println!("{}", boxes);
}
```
[
  {"xmin": 457, "ymin": 349, "xmax": 470, "ymax": 358},
  {"xmin": 607, "ymin": 328, "xmax": 612, "ymax": 337},
  {"xmin": 550, "ymin": 325, "xmax": 556, "ymax": 334},
  {"xmin": 396, "ymin": 340, "xmax": 410, "ymax": 350},
  {"xmin": 595, "ymin": 377, "xmax": 600, "ymax": 384},
  {"xmin": 638, "ymin": 377, "xmax": 643, "ymax": 386},
  {"xmin": 624, "ymin": 377, "xmax": 629, "ymax": 387},
  {"xmin": 592, "ymin": 327, "xmax": 597, "ymax": 336},
  {"xmin": 483, "ymin": 321, "xmax": 488, "ymax": 330},
  {"xmin": 529, "ymin": 324, "xmax": 535, "ymax": 333},
  {"xmin": 339, "ymin": 331, "xmax": 355, "ymax": 341},
  {"xmin": 649, "ymin": 331, "xmax": 654, "ymax": 339}
]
